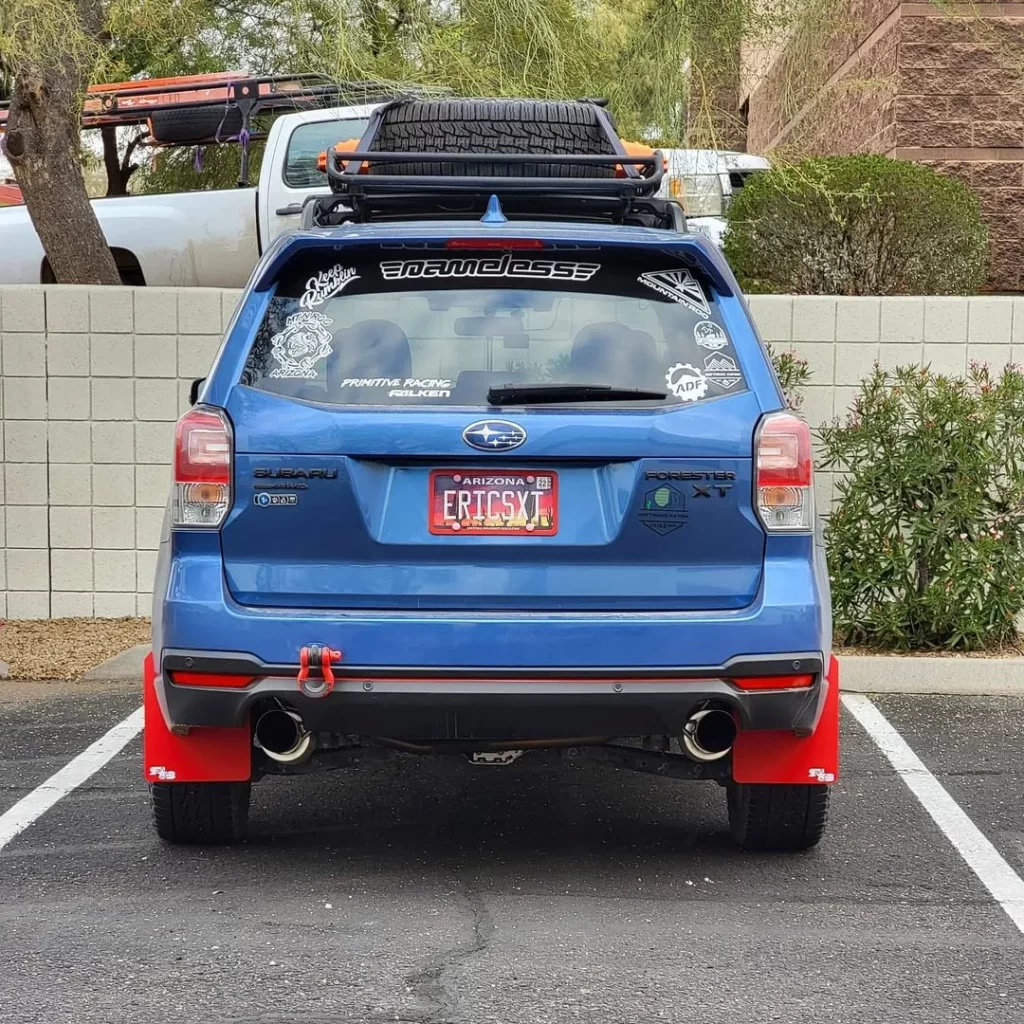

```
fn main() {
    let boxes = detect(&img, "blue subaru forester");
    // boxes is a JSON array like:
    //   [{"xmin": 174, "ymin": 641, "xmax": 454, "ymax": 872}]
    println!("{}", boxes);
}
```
[{"xmin": 145, "ymin": 98, "xmax": 838, "ymax": 849}]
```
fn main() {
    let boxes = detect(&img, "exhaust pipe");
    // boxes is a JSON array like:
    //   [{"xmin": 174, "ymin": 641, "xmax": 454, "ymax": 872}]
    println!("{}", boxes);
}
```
[
  {"xmin": 254, "ymin": 708, "xmax": 315, "ymax": 764},
  {"xmin": 681, "ymin": 707, "xmax": 736, "ymax": 762}
]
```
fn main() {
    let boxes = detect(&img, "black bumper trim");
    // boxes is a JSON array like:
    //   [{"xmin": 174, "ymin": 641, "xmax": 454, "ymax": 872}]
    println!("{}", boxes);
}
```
[
  {"xmin": 160, "ymin": 649, "xmax": 823, "ymax": 681},
  {"xmin": 155, "ymin": 650, "xmax": 828, "ymax": 740}
]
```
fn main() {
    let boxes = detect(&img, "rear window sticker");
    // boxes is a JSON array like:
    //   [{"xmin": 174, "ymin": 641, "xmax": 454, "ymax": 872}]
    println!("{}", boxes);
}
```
[
  {"xmin": 379, "ymin": 254, "xmax": 600, "ymax": 283},
  {"xmin": 269, "ymin": 312, "xmax": 335, "ymax": 379},
  {"xmin": 694, "ymin": 321, "xmax": 729, "ymax": 350},
  {"xmin": 638, "ymin": 269, "xmax": 710, "ymax": 317},
  {"xmin": 703, "ymin": 352, "xmax": 743, "ymax": 390},
  {"xmin": 638, "ymin": 484, "xmax": 689, "ymax": 535},
  {"xmin": 299, "ymin": 264, "xmax": 360, "ymax": 309},
  {"xmin": 338, "ymin": 377, "xmax": 454, "ymax": 399},
  {"xmin": 665, "ymin": 362, "xmax": 709, "ymax": 402}
]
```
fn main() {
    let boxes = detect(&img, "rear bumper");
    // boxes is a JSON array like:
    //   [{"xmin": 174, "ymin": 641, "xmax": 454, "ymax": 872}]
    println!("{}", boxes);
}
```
[{"xmin": 156, "ymin": 650, "xmax": 828, "ymax": 739}]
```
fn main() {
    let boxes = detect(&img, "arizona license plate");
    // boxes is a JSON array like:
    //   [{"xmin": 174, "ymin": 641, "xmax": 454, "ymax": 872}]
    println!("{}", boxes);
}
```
[{"xmin": 428, "ymin": 469, "xmax": 558, "ymax": 536}]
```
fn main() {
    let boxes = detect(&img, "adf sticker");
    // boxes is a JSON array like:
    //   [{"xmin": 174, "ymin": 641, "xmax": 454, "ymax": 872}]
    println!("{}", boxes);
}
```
[
  {"xmin": 269, "ymin": 311, "xmax": 335, "ymax": 379},
  {"xmin": 665, "ymin": 362, "xmax": 709, "ymax": 402}
]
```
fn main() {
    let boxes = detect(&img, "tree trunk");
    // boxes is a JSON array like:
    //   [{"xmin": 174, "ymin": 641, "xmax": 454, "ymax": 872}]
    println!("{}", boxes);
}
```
[{"xmin": 4, "ymin": 0, "xmax": 120, "ymax": 285}]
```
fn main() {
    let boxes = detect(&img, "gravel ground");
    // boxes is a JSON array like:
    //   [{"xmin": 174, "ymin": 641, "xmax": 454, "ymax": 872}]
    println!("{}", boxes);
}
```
[{"xmin": 0, "ymin": 618, "xmax": 151, "ymax": 681}]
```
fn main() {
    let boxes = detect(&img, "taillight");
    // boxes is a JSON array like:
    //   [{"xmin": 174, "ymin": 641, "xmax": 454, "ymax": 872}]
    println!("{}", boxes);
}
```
[
  {"xmin": 755, "ymin": 411, "xmax": 814, "ymax": 533},
  {"xmin": 173, "ymin": 405, "xmax": 231, "ymax": 528}
]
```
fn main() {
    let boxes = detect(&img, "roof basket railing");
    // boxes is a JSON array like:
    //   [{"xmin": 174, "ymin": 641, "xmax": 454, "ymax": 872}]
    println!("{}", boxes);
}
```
[{"xmin": 310, "ymin": 150, "xmax": 678, "ymax": 230}]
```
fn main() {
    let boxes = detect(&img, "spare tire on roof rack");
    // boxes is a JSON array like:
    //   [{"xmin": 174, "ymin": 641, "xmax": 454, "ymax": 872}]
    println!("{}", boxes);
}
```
[{"xmin": 367, "ymin": 98, "xmax": 619, "ymax": 178}]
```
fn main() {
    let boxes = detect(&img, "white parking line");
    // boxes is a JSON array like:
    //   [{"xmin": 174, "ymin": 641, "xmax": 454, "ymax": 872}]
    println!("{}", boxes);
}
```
[
  {"xmin": 0, "ymin": 707, "xmax": 143, "ymax": 852},
  {"xmin": 842, "ymin": 693, "xmax": 1024, "ymax": 935}
]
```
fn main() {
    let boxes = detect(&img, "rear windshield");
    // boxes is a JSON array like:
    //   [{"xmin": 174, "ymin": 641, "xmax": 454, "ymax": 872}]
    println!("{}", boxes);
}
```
[
  {"xmin": 283, "ymin": 118, "xmax": 371, "ymax": 188},
  {"xmin": 241, "ymin": 246, "xmax": 748, "ymax": 407}
]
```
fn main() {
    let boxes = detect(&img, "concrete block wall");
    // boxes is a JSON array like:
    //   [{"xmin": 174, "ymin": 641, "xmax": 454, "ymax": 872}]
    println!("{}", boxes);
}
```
[
  {"xmin": 747, "ymin": 294, "xmax": 1024, "ymax": 511},
  {"xmin": 0, "ymin": 286, "xmax": 1019, "ymax": 618},
  {"xmin": 0, "ymin": 286, "xmax": 241, "ymax": 619}
]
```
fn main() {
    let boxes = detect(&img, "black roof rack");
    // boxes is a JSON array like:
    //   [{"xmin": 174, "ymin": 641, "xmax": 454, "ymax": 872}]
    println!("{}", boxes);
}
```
[{"xmin": 304, "ymin": 99, "xmax": 684, "ymax": 232}]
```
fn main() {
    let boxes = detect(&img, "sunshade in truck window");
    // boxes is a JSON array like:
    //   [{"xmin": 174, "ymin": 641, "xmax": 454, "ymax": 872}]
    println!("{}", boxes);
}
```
[{"xmin": 240, "ymin": 246, "xmax": 748, "ymax": 408}]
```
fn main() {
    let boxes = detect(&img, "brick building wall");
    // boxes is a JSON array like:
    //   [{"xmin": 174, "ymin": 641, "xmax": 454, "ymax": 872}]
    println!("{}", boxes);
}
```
[{"xmin": 744, "ymin": 3, "xmax": 1024, "ymax": 291}]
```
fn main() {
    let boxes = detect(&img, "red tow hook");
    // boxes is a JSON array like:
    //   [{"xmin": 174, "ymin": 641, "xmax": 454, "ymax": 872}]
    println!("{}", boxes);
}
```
[{"xmin": 297, "ymin": 644, "xmax": 343, "ymax": 698}]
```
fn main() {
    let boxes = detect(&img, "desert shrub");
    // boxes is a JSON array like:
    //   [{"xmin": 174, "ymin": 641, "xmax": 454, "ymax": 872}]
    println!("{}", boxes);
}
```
[
  {"xmin": 768, "ymin": 345, "xmax": 810, "ymax": 408},
  {"xmin": 724, "ymin": 156, "xmax": 988, "ymax": 295},
  {"xmin": 819, "ymin": 363, "xmax": 1024, "ymax": 651}
]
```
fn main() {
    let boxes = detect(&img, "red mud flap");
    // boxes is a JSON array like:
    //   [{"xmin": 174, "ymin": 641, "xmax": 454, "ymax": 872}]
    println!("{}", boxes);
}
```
[
  {"xmin": 142, "ymin": 652, "xmax": 251, "ymax": 783},
  {"xmin": 731, "ymin": 655, "xmax": 839, "ymax": 785}
]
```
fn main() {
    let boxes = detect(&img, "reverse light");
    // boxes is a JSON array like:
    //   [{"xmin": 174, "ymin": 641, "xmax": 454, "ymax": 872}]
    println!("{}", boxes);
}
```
[
  {"xmin": 755, "ymin": 411, "xmax": 814, "ymax": 533},
  {"xmin": 173, "ymin": 405, "xmax": 231, "ymax": 528}
]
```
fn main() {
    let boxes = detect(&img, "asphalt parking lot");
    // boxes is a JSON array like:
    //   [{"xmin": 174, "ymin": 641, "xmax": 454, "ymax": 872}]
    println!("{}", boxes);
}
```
[{"xmin": 0, "ymin": 681, "xmax": 1022, "ymax": 1024}]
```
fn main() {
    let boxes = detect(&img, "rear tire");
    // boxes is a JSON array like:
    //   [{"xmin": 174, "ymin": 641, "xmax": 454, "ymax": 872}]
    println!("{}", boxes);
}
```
[
  {"xmin": 726, "ymin": 782, "xmax": 829, "ymax": 851},
  {"xmin": 151, "ymin": 781, "xmax": 250, "ymax": 844},
  {"xmin": 370, "ymin": 98, "xmax": 616, "ymax": 178}
]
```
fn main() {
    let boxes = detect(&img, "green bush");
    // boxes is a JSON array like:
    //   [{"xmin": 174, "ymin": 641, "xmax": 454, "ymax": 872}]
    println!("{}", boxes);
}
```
[
  {"xmin": 724, "ymin": 156, "xmax": 988, "ymax": 295},
  {"xmin": 768, "ymin": 345, "xmax": 810, "ymax": 409},
  {"xmin": 819, "ymin": 363, "xmax": 1024, "ymax": 651}
]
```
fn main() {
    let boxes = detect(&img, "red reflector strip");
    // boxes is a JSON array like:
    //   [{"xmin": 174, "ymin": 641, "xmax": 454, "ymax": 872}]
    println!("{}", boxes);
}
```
[
  {"xmin": 170, "ymin": 672, "xmax": 256, "ymax": 688},
  {"xmin": 445, "ymin": 238, "xmax": 545, "ymax": 250},
  {"xmin": 732, "ymin": 674, "xmax": 814, "ymax": 691}
]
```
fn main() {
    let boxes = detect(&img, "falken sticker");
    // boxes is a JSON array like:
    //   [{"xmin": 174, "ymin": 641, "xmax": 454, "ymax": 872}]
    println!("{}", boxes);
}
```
[
  {"xmin": 299, "ymin": 264, "xmax": 359, "ymax": 309},
  {"xmin": 379, "ymin": 254, "xmax": 600, "ymax": 282},
  {"xmin": 693, "ymin": 321, "xmax": 729, "ymax": 350},
  {"xmin": 340, "ymin": 377, "xmax": 453, "ymax": 398},
  {"xmin": 268, "ymin": 311, "xmax": 334, "ymax": 379},
  {"xmin": 703, "ymin": 353, "xmax": 742, "ymax": 390},
  {"xmin": 637, "ymin": 269, "xmax": 710, "ymax": 317},
  {"xmin": 665, "ymin": 362, "xmax": 709, "ymax": 402}
]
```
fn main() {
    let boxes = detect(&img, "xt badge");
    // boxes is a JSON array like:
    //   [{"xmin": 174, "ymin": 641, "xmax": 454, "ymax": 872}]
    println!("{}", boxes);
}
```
[{"xmin": 693, "ymin": 483, "xmax": 733, "ymax": 498}]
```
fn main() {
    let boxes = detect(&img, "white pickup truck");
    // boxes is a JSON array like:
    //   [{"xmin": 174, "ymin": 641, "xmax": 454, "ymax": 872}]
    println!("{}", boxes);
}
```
[{"xmin": 0, "ymin": 105, "xmax": 767, "ymax": 287}]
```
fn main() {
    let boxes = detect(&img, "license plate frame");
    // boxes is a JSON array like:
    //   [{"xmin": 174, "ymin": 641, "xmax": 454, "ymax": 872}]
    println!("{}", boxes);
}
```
[{"xmin": 428, "ymin": 469, "xmax": 558, "ymax": 536}]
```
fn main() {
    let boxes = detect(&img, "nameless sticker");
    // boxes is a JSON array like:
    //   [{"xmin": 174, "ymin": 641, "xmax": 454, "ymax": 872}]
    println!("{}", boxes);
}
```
[
  {"xmin": 299, "ymin": 264, "xmax": 359, "ymax": 308},
  {"xmin": 637, "ymin": 269, "xmax": 710, "ymax": 317},
  {"xmin": 380, "ymin": 254, "xmax": 600, "ymax": 282},
  {"xmin": 693, "ymin": 321, "xmax": 729, "ymax": 350},
  {"xmin": 268, "ymin": 311, "xmax": 335, "ymax": 379},
  {"xmin": 703, "ymin": 352, "xmax": 742, "ymax": 389},
  {"xmin": 665, "ymin": 362, "xmax": 709, "ymax": 402}
]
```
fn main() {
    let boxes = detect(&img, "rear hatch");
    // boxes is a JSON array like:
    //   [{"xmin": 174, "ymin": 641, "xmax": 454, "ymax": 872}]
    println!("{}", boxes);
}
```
[{"xmin": 221, "ymin": 242, "xmax": 767, "ymax": 611}]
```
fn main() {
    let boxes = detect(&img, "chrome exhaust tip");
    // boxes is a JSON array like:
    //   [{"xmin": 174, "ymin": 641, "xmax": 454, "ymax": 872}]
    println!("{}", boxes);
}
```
[
  {"xmin": 253, "ymin": 708, "xmax": 315, "ymax": 764},
  {"xmin": 681, "ymin": 708, "xmax": 737, "ymax": 762}
]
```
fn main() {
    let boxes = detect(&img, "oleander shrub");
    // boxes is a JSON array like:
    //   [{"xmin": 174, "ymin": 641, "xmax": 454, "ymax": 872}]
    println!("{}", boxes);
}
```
[
  {"xmin": 769, "ymin": 345, "xmax": 810, "ymax": 409},
  {"xmin": 819, "ymin": 363, "xmax": 1024, "ymax": 651},
  {"xmin": 724, "ymin": 156, "xmax": 988, "ymax": 295}
]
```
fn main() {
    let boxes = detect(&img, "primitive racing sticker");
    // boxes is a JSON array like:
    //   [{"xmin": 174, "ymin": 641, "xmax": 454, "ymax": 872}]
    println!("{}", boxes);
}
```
[
  {"xmin": 703, "ymin": 352, "xmax": 743, "ymax": 390},
  {"xmin": 299, "ymin": 264, "xmax": 360, "ymax": 309},
  {"xmin": 637, "ymin": 269, "xmax": 710, "ymax": 317},
  {"xmin": 339, "ymin": 377, "xmax": 454, "ymax": 399},
  {"xmin": 665, "ymin": 362, "xmax": 709, "ymax": 402},
  {"xmin": 693, "ymin": 321, "xmax": 729, "ymax": 350},
  {"xmin": 269, "ymin": 312, "xmax": 335, "ymax": 379},
  {"xmin": 379, "ymin": 254, "xmax": 600, "ymax": 282}
]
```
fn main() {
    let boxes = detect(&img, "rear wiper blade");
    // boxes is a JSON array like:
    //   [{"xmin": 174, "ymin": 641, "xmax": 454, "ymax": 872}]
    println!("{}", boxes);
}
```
[{"xmin": 486, "ymin": 383, "xmax": 668, "ymax": 405}]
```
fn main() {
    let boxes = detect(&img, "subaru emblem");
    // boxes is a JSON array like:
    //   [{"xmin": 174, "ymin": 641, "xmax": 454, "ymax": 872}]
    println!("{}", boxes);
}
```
[{"xmin": 462, "ymin": 419, "xmax": 527, "ymax": 452}]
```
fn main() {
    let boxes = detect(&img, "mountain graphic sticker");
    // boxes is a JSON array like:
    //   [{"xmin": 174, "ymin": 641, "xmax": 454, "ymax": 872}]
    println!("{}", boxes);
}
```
[{"xmin": 638, "ymin": 269, "xmax": 710, "ymax": 317}]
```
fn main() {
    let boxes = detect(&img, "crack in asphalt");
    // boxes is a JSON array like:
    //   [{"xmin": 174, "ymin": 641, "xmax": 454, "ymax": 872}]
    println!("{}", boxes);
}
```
[{"xmin": 403, "ymin": 877, "xmax": 494, "ymax": 1023}]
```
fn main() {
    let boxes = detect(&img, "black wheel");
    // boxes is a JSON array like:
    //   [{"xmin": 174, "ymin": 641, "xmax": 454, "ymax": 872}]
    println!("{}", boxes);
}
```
[
  {"xmin": 370, "ymin": 98, "xmax": 616, "ymax": 178},
  {"xmin": 727, "ymin": 782, "xmax": 829, "ymax": 851},
  {"xmin": 151, "ymin": 781, "xmax": 250, "ymax": 844},
  {"xmin": 149, "ymin": 104, "xmax": 243, "ymax": 144}
]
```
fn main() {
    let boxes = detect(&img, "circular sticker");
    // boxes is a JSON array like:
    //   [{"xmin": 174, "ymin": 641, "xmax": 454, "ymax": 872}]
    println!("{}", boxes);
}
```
[
  {"xmin": 665, "ymin": 363, "xmax": 709, "ymax": 402},
  {"xmin": 694, "ymin": 321, "xmax": 729, "ymax": 351}
]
